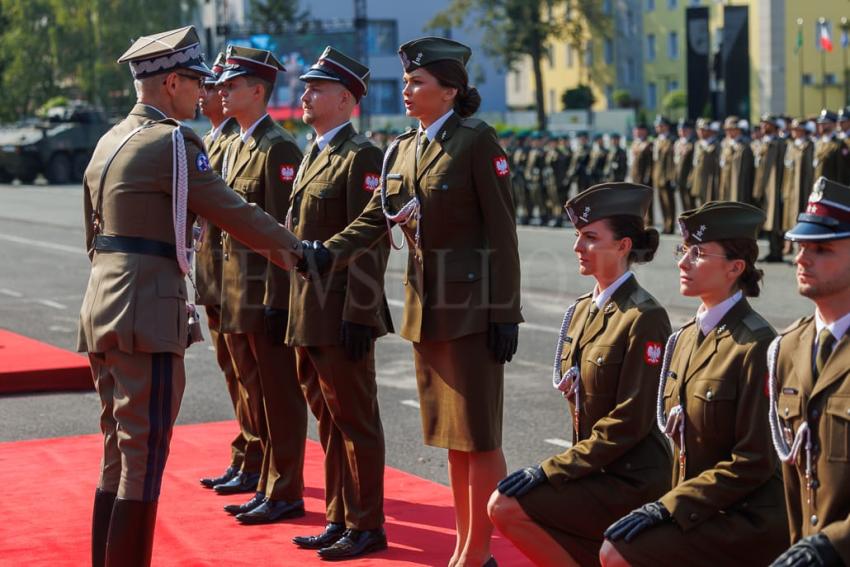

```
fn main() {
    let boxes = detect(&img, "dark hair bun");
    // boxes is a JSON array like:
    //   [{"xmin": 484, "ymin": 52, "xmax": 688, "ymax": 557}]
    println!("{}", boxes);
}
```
[
  {"xmin": 633, "ymin": 228, "xmax": 659, "ymax": 263},
  {"xmin": 739, "ymin": 265, "xmax": 764, "ymax": 297},
  {"xmin": 455, "ymin": 86, "xmax": 481, "ymax": 117}
]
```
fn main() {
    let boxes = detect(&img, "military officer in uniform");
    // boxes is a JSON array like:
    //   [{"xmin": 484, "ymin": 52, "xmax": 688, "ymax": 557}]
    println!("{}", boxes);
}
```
[
  {"xmin": 718, "ymin": 116, "xmax": 755, "ymax": 205},
  {"xmin": 781, "ymin": 119, "xmax": 815, "ymax": 257},
  {"xmin": 753, "ymin": 114, "xmax": 787, "ymax": 262},
  {"xmin": 195, "ymin": 53, "xmax": 263, "ymax": 492},
  {"xmin": 673, "ymin": 119, "xmax": 696, "ymax": 211},
  {"xmin": 603, "ymin": 201, "xmax": 788, "ymax": 566},
  {"xmin": 214, "ymin": 45, "xmax": 308, "ymax": 524},
  {"xmin": 555, "ymin": 134, "xmax": 574, "ymax": 209},
  {"xmin": 604, "ymin": 132, "xmax": 627, "ymax": 183},
  {"xmin": 300, "ymin": 36, "xmax": 522, "ymax": 567},
  {"xmin": 814, "ymin": 109, "xmax": 849, "ymax": 185},
  {"xmin": 511, "ymin": 132, "xmax": 532, "ymax": 224},
  {"xmin": 768, "ymin": 178, "xmax": 850, "ymax": 567},
  {"xmin": 587, "ymin": 134, "xmax": 608, "ymax": 187},
  {"xmin": 489, "ymin": 183, "xmax": 672, "ymax": 566},
  {"xmin": 526, "ymin": 132, "xmax": 548, "ymax": 224},
  {"xmin": 81, "ymin": 26, "xmax": 303, "ymax": 567},
  {"xmin": 285, "ymin": 46, "xmax": 393, "ymax": 560},
  {"xmin": 652, "ymin": 116, "xmax": 677, "ymax": 234},
  {"xmin": 838, "ymin": 106, "xmax": 850, "ymax": 140},
  {"xmin": 568, "ymin": 131, "xmax": 592, "ymax": 194},
  {"xmin": 691, "ymin": 118, "xmax": 720, "ymax": 205},
  {"xmin": 543, "ymin": 136, "xmax": 565, "ymax": 226}
]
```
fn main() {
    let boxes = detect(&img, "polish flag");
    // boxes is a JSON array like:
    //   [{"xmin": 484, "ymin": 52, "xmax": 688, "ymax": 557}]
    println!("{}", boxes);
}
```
[{"xmin": 820, "ymin": 21, "xmax": 834, "ymax": 52}]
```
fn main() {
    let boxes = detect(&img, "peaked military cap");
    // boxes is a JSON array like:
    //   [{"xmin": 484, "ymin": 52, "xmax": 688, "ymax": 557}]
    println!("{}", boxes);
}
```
[
  {"xmin": 760, "ymin": 113, "xmax": 778, "ymax": 125},
  {"xmin": 678, "ymin": 201, "xmax": 765, "ymax": 244},
  {"xmin": 118, "ymin": 26, "xmax": 213, "ymax": 79},
  {"xmin": 299, "ymin": 46, "xmax": 370, "ymax": 101},
  {"xmin": 723, "ymin": 116, "xmax": 741, "ymax": 130},
  {"xmin": 654, "ymin": 115, "xmax": 672, "ymax": 127},
  {"xmin": 204, "ymin": 52, "xmax": 226, "ymax": 85},
  {"xmin": 786, "ymin": 177, "xmax": 850, "ymax": 241},
  {"xmin": 695, "ymin": 118, "xmax": 711, "ymax": 129},
  {"xmin": 678, "ymin": 118, "xmax": 694, "ymax": 129},
  {"xmin": 398, "ymin": 36, "xmax": 471, "ymax": 72},
  {"xmin": 817, "ymin": 108, "xmax": 838, "ymax": 124},
  {"xmin": 837, "ymin": 106, "xmax": 850, "ymax": 121},
  {"xmin": 564, "ymin": 182, "xmax": 653, "ymax": 228},
  {"xmin": 218, "ymin": 45, "xmax": 285, "ymax": 84},
  {"xmin": 790, "ymin": 118, "xmax": 807, "ymax": 130}
]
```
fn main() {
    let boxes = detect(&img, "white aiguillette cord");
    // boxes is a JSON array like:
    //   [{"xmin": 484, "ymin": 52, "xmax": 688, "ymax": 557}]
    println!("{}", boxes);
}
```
[
  {"xmin": 379, "ymin": 137, "xmax": 421, "ymax": 251},
  {"xmin": 767, "ymin": 335, "xmax": 811, "ymax": 472},
  {"xmin": 655, "ymin": 328, "xmax": 686, "ymax": 479}
]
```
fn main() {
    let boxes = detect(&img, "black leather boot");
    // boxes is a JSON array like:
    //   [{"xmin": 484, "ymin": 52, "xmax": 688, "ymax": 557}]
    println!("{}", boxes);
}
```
[
  {"xmin": 104, "ymin": 498, "xmax": 158, "ymax": 567},
  {"xmin": 92, "ymin": 489, "xmax": 116, "ymax": 567}
]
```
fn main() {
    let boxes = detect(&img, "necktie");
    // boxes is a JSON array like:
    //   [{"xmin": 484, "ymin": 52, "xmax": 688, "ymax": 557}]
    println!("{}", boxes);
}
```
[
  {"xmin": 815, "ymin": 328, "xmax": 836, "ymax": 378},
  {"xmin": 417, "ymin": 135, "xmax": 430, "ymax": 163},
  {"xmin": 308, "ymin": 142, "xmax": 320, "ymax": 165}
]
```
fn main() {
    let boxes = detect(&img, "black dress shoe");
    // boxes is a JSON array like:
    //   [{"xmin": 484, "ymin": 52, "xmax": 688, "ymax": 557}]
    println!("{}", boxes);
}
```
[
  {"xmin": 317, "ymin": 528, "xmax": 387, "ymax": 560},
  {"xmin": 224, "ymin": 492, "xmax": 265, "ymax": 516},
  {"xmin": 200, "ymin": 466, "xmax": 238, "ymax": 489},
  {"xmin": 482, "ymin": 557, "xmax": 498, "ymax": 567},
  {"xmin": 293, "ymin": 522, "xmax": 346, "ymax": 549},
  {"xmin": 213, "ymin": 471, "xmax": 260, "ymax": 495},
  {"xmin": 236, "ymin": 498, "xmax": 305, "ymax": 524}
]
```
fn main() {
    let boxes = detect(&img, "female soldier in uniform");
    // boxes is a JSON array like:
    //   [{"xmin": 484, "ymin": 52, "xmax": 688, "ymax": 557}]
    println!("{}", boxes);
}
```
[
  {"xmin": 487, "ymin": 183, "xmax": 672, "ymax": 566},
  {"xmin": 298, "ymin": 37, "xmax": 522, "ymax": 567},
  {"xmin": 602, "ymin": 201, "xmax": 789, "ymax": 566}
]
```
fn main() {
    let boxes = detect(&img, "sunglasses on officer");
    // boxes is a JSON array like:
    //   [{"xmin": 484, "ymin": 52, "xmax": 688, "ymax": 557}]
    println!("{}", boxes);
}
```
[{"xmin": 171, "ymin": 72, "xmax": 205, "ymax": 88}]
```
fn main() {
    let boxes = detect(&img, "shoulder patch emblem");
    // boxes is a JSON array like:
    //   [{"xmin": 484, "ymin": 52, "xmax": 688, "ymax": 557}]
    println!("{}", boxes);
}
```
[
  {"xmin": 363, "ymin": 173, "xmax": 380, "ymax": 192},
  {"xmin": 644, "ymin": 341, "xmax": 663, "ymax": 366},
  {"xmin": 493, "ymin": 155, "xmax": 510, "ymax": 177},
  {"xmin": 196, "ymin": 152, "xmax": 211, "ymax": 172},
  {"xmin": 279, "ymin": 164, "xmax": 295, "ymax": 182}
]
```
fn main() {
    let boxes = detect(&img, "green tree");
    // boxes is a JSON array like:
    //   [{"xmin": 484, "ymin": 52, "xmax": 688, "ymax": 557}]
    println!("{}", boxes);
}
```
[
  {"xmin": 428, "ymin": 0, "xmax": 610, "ymax": 130},
  {"xmin": 247, "ymin": 0, "xmax": 304, "ymax": 33},
  {"xmin": 561, "ymin": 84, "xmax": 594, "ymax": 110},
  {"xmin": 612, "ymin": 88, "xmax": 633, "ymax": 109},
  {"xmin": 661, "ymin": 89, "xmax": 687, "ymax": 121}
]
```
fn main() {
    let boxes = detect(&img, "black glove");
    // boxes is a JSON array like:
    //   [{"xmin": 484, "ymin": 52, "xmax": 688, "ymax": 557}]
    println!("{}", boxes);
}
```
[
  {"xmin": 604, "ymin": 501, "xmax": 671, "ymax": 543},
  {"xmin": 263, "ymin": 307, "xmax": 288, "ymax": 345},
  {"xmin": 496, "ymin": 466, "xmax": 545, "ymax": 497},
  {"xmin": 769, "ymin": 534, "xmax": 843, "ymax": 567},
  {"xmin": 295, "ymin": 240, "xmax": 332, "ymax": 279},
  {"xmin": 340, "ymin": 320, "xmax": 374, "ymax": 362},
  {"xmin": 488, "ymin": 322, "xmax": 519, "ymax": 364}
]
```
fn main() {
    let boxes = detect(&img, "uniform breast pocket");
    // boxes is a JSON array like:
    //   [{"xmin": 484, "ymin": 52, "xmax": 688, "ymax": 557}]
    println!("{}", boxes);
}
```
[
  {"xmin": 662, "ymin": 371, "xmax": 679, "ymax": 415},
  {"xmin": 583, "ymin": 344, "xmax": 624, "ymax": 397},
  {"xmin": 425, "ymin": 172, "xmax": 473, "ymax": 223},
  {"xmin": 233, "ymin": 177, "xmax": 262, "ymax": 205},
  {"xmin": 304, "ymin": 182, "xmax": 343, "ymax": 225},
  {"xmin": 691, "ymin": 378, "xmax": 736, "ymax": 436},
  {"xmin": 825, "ymin": 395, "xmax": 850, "ymax": 463},
  {"xmin": 385, "ymin": 175, "xmax": 404, "ymax": 196}
]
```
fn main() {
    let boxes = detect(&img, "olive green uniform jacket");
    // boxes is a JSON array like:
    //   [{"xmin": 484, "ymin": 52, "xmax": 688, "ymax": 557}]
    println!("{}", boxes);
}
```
[
  {"xmin": 604, "ymin": 146, "xmax": 627, "ymax": 182},
  {"xmin": 691, "ymin": 138, "xmax": 720, "ymax": 203},
  {"xmin": 753, "ymin": 136, "xmax": 786, "ymax": 232},
  {"xmin": 285, "ymin": 123, "xmax": 392, "ymax": 346},
  {"xmin": 629, "ymin": 139, "xmax": 653, "ymax": 186},
  {"xmin": 781, "ymin": 139, "xmax": 814, "ymax": 232},
  {"xmin": 814, "ymin": 135, "xmax": 849, "ymax": 185},
  {"xmin": 775, "ymin": 317, "xmax": 850, "ymax": 563},
  {"xmin": 718, "ymin": 138, "xmax": 755, "ymax": 205},
  {"xmin": 323, "ymin": 113, "xmax": 523, "ymax": 343},
  {"xmin": 219, "ymin": 115, "xmax": 302, "ymax": 333}
]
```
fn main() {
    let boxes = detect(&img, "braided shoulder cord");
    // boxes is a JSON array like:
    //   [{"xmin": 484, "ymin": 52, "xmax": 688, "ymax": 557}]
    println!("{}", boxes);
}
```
[
  {"xmin": 552, "ymin": 301, "xmax": 578, "ymax": 391},
  {"xmin": 172, "ymin": 127, "xmax": 191, "ymax": 276},
  {"xmin": 767, "ymin": 335, "xmax": 810, "ymax": 465},
  {"xmin": 656, "ymin": 328, "xmax": 684, "ymax": 432},
  {"xmin": 379, "ymin": 137, "xmax": 420, "ymax": 251}
]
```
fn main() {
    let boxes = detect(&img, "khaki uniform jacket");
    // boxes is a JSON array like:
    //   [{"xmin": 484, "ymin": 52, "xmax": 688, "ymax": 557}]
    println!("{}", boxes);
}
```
[
  {"xmin": 568, "ymin": 143, "xmax": 592, "ymax": 190},
  {"xmin": 781, "ymin": 139, "xmax": 814, "ymax": 232},
  {"xmin": 673, "ymin": 136, "xmax": 695, "ymax": 193},
  {"xmin": 587, "ymin": 145, "xmax": 607, "ymax": 184},
  {"xmin": 718, "ymin": 138, "xmax": 755, "ymax": 204},
  {"xmin": 814, "ymin": 135, "xmax": 848, "ymax": 184},
  {"xmin": 219, "ymin": 115, "xmax": 302, "ymax": 333},
  {"xmin": 542, "ymin": 276, "xmax": 672, "ymax": 486},
  {"xmin": 285, "ymin": 123, "xmax": 392, "ymax": 346},
  {"xmin": 604, "ymin": 146, "xmax": 627, "ymax": 182},
  {"xmin": 775, "ymin": 317, "xmax": 850, "ymax": 562},
  {"xmin": 78, "ymin": 104, "xmax": 300, "ymax": 356},
  {"xmin": 195, "ymin": 117, "xmax": 240, "ymax": 306},
  {"xmin": 659, "ymin": 299, "xmax": 784, "ymax": 532},
  {"xmin": 753, "ymin": 136, "xmax": 786, "ymax": 231},
  {"xmin": 629, "ymin": 139, "xmax": 653, "ymax": 186},
  {"xmin": 652, "ymin": 135, "xmax": 676, "ymax": 188},
  {"xmin": 324, "ymin": 114, "xmax": 523, "ymax": 343},
  {"xmin": 691, "ymin": 138, "xmax": 720, "ymax": 202}
]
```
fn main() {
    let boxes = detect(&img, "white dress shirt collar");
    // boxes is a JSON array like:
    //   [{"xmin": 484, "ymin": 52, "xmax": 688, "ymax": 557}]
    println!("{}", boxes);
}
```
[
  {"xmin": 209, "ymin": 117, "xmax": 232, "ymax": 143},
  {"xmin": 419, "ymin": 109, "xmax": 454, "ymax": 142},
  {"xmin": 316, "ymin": 121, "xmax": 351, "ymax": 152},
  {"xmin": 593, "ymin": 271, "xmax": 634, "ymax": 310},
  {"xmin": 814, "ymin": 309, "xmax": 850, "ymax": 344},
  {"xmin": 241, "ymin": 113, "xmax": 269, "ymax": 143},
  {"xmin": 696, "ymin": 290, "xmax": 743, "ymax": 335}
]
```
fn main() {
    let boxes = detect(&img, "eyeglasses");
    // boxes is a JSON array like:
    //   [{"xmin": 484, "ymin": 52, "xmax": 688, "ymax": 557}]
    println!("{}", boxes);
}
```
[
  {"xmin": 175, "ymin": 73, "xmax": 204, "ymax": 88},
  {"xmin": 674, "ymin": 243, "xmax": 729, "ymax": 264}
]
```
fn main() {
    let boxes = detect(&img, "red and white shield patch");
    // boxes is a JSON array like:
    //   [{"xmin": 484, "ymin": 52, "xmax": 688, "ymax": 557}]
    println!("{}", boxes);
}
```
[
  {"xmin": 493, "ymin": 155, "xmax": 510, "ymax": 177},
  {"xmin": 363, "ymin": 173, "xmax": 380, "ymax": 192},
  {"xmin": 279, "ymin": 164, "xmax": 295, "ymax": 182},
  {"xmin": 644, "ymin": 341, "xmax": 663, "ymax": 366}
]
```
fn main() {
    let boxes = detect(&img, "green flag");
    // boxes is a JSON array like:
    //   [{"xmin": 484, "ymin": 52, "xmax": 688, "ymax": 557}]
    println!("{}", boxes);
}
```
[{"xmin": 794, "ymin": 25, "xmax": 803, "ymax": 54}]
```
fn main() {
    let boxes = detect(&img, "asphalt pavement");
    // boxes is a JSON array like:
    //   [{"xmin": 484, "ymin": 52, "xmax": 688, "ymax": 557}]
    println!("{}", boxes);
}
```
[{"xmin": 0, "ymin": 182, "xmax": 812, "ymax": 485}]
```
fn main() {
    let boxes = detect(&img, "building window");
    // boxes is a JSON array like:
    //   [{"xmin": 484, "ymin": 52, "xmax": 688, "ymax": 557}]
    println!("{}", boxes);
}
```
[
  {"xmin": 567, "ymin": 44, "xmax": 574, "ymax": 68},
  {"xmin": 667, "ymin": 0, "xmax": 677, "ymax": 9},
  {"xmin": 647, "ymin": 0, "xmax": 655, "ymax": 11},
  {"xmin": 548, "ymin": 45, "xmax": 555, "ymax": 70},
  {"xmin": 824, "ymin": 73, "xmax": 837, "ymax": 85},
  {"xmin": 624, "ymin": 57, "xmax": 634, "ymax": 82},
  {"xmin": 669, "ymin": 79, "xmax": 679, "ymax": 91},
  {"xmin": 668, "ymin": 31, "xmax": 679, "ymax": 60},
  {"xmin": 604, "ymin": 38, "xmax": 614, "ymax": 64},
  {"xmin": 603, "ymin": 0, "xmax": 612, "ymax": 14},
  {"xmin": 606, "ymin": 85, "xmax": 614, "ymax": 107},
  {"xmin": 626, "ymin": 7, "xmax": 636, "ymax": 36},
  {"xmin": 365, "ymin": 79, "xmax": 400, "ymax": 114},
  {"xmin": 513, "ymin": 71, "xmax": 522, "ymax": 93},
  {"xmin": 585, "ymin": 41, "xmax": 594, "ymax": 66},
  {"xmin": 802, "ymin": 73, "xmax": 813, "ymax": 85},
  {"xmin": 647, "ymin": 34, "xmax": 656, "ymax": 61},
  {"xmin": 690, "ymin": 0, "xmax": 700, "ymax": 5},
  {"xmin": 366, "ymin": 20, "xmax": 398, "ymax": 57},
  {"xmin": 549, "ymin": 89, "xmax": 556, "ymax": 112},
  {"xmin": 648, "ymin": 82, "xmax": 657, "ymax": 109}
]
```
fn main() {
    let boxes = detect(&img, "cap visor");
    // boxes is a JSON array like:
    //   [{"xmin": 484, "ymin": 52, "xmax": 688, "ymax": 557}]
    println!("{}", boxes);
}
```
[
  {"xmin": 185, "ymin": 62, "xmax": 216, "ymax": 78},
  {"xmin": 216, "ymin": 67, "xmax": 249, "ymax": 84},
  {"xmin": 785, "ymin": 221, "xmax": 850, "ymax": 241},
  {"xmin": 298, "ymin": 68, "xmax": 341, "ymax": 82}
]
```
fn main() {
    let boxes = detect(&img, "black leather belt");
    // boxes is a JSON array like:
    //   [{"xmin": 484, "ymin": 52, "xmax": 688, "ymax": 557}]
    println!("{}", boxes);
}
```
[{"xmin": 93, "ymin": 234, "xmax": 176, "ymax": 261}]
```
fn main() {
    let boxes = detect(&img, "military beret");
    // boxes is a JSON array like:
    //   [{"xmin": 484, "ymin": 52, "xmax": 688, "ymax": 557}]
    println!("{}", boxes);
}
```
[
  {"xmin": 299, "ymin": 45, "xmax": 370, "ymax": 100},
  {"xmin": 564, "ymin": 182, "xmax": 653, "ymax": 228},
  {"xmin": 398, "ymin": 36, "xmax": 471, "ymax": 72},
  {"xmin": 723, "ymin": 116, "xmax": 740, "ymax": 130},
  {"xmin": 678, "ymin": 201, "xmax": 765, "ymax": 244},
  {"xmin": 204, "ymin": 52, "xmax": 226, "ymax": 85},
  {"xmin": 576, "ymin": 130, "xmax": 589, "ymax": 138},
  {"xmin": 817, "ymin": 108, "xmax": 838, "ymax": 124},
  {"xmin": 634, "ymin": 123, "xmax": 649, "ymax": 130},
  {"xmin": 610, "ymin": 131, "xmax": 622, "ymax": 138},
  {"xmin": 786, "ymin": 177, "xmax": 850, "ymax": 241},
  {"xmin": 593, "ymin": 133, "xmax": 604, "ymax": 141},
  {"xmin": 218, "ymin": 45, "xmax": 285, "ymax": 84},
  {"xmin": 118, "ymin": 26, "xmax": 214, "ymax": 79}
]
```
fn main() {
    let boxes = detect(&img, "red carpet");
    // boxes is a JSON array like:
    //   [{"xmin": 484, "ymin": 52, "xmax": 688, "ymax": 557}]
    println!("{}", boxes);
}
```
[
  {"xmin": 0, "ymin": 421, "xmax": 529, "ymax": 566},
  {"xmin": 0, "ymin": 329, "xmax": 92, "ymax": 394}
]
